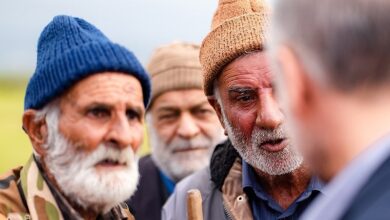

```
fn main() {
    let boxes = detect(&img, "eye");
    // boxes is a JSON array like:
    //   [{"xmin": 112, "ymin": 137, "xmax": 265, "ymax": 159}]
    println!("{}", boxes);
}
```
[
  {"xmin": 87, "ymin": 106, "xmax": 110, "ymax": 118},
  {"xmin": 126, "ymin": 109, "xmax": 141, "ymax": 121},
  {"xmin": 158, "ymin": 113, "xmax": 178, "ymax": 121},
  {"xmin": 229, "ymin": 88, "xmax": 257, "ymax": 105},
  {"xmin": 237, "ymin": 92, "xmax": 256, "ymax": 103},
  {"xmin": 193, "ymin": 108, "xmax": 213, "ymax": 117}
]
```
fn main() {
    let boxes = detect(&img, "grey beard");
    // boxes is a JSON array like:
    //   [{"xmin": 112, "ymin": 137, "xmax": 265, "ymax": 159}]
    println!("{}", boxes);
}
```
[{"xmin": 221, "ymin": 111, "xmax": 303, "ymax": 175}]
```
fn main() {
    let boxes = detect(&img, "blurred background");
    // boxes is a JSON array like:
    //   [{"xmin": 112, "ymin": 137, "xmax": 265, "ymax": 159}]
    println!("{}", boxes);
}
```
[{"xmin": 0, "ymin": 0, "xmax": 217, "ymax": 173}]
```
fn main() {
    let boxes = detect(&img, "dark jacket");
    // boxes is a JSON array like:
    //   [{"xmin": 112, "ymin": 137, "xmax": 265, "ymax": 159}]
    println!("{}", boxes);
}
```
[
  {"xmin": 342, "ymin": 155, "xmax": 390, "ymax": 220},
  {"xmin": 126, "ymin": 155, "xmax": 170, "ymax": 220}
]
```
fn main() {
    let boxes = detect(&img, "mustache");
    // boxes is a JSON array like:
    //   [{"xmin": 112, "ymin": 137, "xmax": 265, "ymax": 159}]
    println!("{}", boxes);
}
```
[
  {"xmin": 50, "ymin": 139, "xmax": 136, "ymax": 168},
  {"xmin": 168, "ymin": 136, "xmax": 211, "ymax": 152},
  {"xmin": 87, "ymin": 144, "xmax": 135, "ymax": 167},
  {"xmin": 221, "ymin": 108, "xmax": 288, "ymax": 146},
  {"xmin": 251, "ymin": 126, "xmax": 287, "ymax": 146}
]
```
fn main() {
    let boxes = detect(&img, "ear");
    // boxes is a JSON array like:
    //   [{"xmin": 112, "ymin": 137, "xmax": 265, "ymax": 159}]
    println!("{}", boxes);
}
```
[
  {"xmin": 277, "ymin": 45, "xmax": 314, "ymax": 118},
  {"xmin": 207, "ymin": 96, "xmax": 227, "ymax": 135},
  {"xmin": 22, "ymin": 110, "xmax": 49, "ymax": 157}
]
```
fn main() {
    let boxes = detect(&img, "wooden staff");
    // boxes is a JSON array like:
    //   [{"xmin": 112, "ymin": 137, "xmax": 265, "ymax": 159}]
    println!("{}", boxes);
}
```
[{"xmin": 187, "ymin": 189, "xmax": 203, "ymax": 220}]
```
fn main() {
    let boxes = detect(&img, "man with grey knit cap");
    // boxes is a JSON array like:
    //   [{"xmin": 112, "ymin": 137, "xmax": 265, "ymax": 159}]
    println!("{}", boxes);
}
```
[
  {"xmin": 0, "ymin": 15, "xmax": 150, "ymax": 219},
  {"xmin": 126, "ymin": 42, "xmax": 225, "ymax": 220}
]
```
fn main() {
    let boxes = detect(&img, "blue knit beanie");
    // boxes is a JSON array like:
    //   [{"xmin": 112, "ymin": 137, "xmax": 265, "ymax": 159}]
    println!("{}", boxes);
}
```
[{"xmin": 24, "ymin": 15, "xmax": 151, "ymax": 110}]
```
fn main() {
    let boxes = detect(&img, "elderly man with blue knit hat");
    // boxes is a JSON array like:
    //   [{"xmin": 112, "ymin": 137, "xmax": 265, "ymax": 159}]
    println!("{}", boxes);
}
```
[{"xmin": 0, "ymin": 15, "xmax": 150, "ymax": 220}]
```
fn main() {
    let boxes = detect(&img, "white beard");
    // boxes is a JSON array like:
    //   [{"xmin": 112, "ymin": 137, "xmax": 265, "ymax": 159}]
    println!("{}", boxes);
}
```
[
  {"xmin": 221, "ymin": 111, "xmax": 303, "ymax": 176},
  {"xmin": 149, "ymin": 122, "xmax": 225, "ymax": 182},
  {"xmin": 42, "ymin": 110, "xmax": 139, "ymax": 213}
]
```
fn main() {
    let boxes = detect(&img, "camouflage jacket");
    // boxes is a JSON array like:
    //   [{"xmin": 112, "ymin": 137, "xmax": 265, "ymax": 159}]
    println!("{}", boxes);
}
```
[{"xmin": 0, "ymin": 156, "xmax": 135, "ymax": 220}]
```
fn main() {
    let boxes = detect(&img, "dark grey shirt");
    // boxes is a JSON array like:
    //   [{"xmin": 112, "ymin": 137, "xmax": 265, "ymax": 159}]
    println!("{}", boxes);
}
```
[
  {"xmin": 301, "ymin": 135, "xmax": 390, "ymax": 220},
  {"xmin": 242, "ymin": 161, "xmax": 323, "ymax": 220}
]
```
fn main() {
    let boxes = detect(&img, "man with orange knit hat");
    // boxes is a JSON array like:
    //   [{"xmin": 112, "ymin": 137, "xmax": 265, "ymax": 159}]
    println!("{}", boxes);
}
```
[{"xmin": 162, "ymin": 0, "xmax": 323, "ymax": 219}]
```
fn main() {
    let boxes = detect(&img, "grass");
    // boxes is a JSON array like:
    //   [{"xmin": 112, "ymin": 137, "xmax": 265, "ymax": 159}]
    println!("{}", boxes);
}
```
[
  {"xmin": 0, "ymin": 77, "xmax": 150, "ymax": 174},
  {"xmin": 0, "ymin": 78, "xmax": 31, "ymax": 173}
]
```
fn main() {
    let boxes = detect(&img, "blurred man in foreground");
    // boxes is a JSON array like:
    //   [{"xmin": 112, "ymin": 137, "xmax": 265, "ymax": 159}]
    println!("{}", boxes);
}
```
[
  {"xmin": 0, "ymin": 15, "xmax": 151, "ymax": 219},
  {"xmin": 127, "ymin": 42, "xmax": 225, "ymax": 220},
  {"xmin": 163, "ymin": 0, "xmax": 323, "ymax": 219},
  {"xmin": 269, "ymin": 0, "xmax": 390, "ymax": 219}
]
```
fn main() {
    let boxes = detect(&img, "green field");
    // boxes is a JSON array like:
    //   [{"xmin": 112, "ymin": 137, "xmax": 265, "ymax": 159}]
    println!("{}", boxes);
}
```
[
  {"xmin": 0, "ymin": 78, "xmax": 31, "ymax": 173},
  {"xmin": 0, "ymin": 77, "xmax": 150, "ymax": 174}
]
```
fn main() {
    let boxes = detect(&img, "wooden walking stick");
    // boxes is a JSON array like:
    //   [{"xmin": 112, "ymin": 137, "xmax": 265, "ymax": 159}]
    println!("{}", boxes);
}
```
[{"xmin": 187, "ymin": 189, "xmax": 203, "ymax": 220}]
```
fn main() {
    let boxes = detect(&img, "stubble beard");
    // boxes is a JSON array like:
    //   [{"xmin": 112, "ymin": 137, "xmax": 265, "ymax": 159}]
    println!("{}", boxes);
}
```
[{"xmin": 221, "ymin": 111, "xmax": 303, "ymax": 176}]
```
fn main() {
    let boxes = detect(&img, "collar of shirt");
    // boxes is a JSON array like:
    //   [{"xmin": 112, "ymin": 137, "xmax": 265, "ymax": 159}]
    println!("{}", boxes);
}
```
[
  {"xmin": 242, "ymin": 160, "xmax": 323, "ymax": 219},
  {"xmin": 159, "ymin": 170, "xmax": 176, "ymax": 195},
  {"xmin": 300, "ymin": 134, "xmax": 390, "ymax": 220}
]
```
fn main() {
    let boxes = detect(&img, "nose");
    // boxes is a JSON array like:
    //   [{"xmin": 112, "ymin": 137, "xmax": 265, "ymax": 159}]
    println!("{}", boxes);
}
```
[
  {"xmin": 176, "ymin": 113, "xmax": 200, "ymax": 139},
  {"xmin": 256, "ymin": 92, "xmax": 284, "ymax": 130},
  {"xmin": 105, "ymin": 113, "xmax": 135, "ymax": 151}
]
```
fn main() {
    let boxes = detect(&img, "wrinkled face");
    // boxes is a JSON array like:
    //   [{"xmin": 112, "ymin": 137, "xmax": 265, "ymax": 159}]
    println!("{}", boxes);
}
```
[
  {"xmin": 148, "ymin": 89, "xmax": 225, "ymax": 181},
  {"xmin": 214, "ymin": 52, "xmax": 303, "ymax": 175},
  {"xmin": 58, "ymin": 72, "xmax": 145, "ymax": 156},
  {"xmin": 43, "ymin": 72, "xmax": 145, "ymax": 212}
]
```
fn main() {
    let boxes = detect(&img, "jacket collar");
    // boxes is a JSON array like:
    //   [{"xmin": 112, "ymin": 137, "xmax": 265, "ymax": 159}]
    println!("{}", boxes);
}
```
[
  {"xmin": 20, "ymin": 155, "xmax": 134, "ymax": 220},
  {"xmin": 210, "ymin": 139, "xmax": 240, "ymax": 190},
  {"xmin": 20, "ymin": 155, "xmax": 65, "ymax": 220}
]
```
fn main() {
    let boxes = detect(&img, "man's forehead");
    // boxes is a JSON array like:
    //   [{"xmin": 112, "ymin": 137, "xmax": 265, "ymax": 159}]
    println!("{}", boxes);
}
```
[
  {"xmin": 219, "ymin": 69, "xmax": 273, "ymax": 93},
  {"xmin": 219, "ymin": 52, "xmax": 272, "ymax": 87},
  {"xmin": 62, "ymin": 72, "xmax": 144, "ymax": 104},
  {"xmin": 152, "ymin": 89, "xmax": 209, "ymax": 111}
]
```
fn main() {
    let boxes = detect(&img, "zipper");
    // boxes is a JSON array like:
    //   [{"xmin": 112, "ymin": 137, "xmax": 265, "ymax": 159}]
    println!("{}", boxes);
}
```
[{"xmin": 223, "ymin": 201, "xmax": 234, "ymax": 220}]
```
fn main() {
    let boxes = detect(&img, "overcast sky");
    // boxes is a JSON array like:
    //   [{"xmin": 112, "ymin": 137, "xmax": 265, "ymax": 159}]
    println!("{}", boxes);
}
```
[{"xmin": 0, "ymin": 0, "xmax": 217, "ymax": 76}]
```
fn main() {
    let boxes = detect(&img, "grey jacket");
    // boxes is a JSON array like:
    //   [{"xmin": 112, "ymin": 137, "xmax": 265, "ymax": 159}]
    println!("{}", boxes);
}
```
[
  {"xmin": 162, "ymin": 140, "xmax": 253, "ymax": 220},
  {"xmin": 162, "ymin": 166, "xmax": 226, "ymax": 220}
]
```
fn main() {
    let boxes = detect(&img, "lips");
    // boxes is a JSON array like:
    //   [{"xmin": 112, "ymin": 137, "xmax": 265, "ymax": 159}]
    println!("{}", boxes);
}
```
[
  {"xmin": 260, "ymin": 138, "xmax": 288, "ymax": 152},
  {"xmin": 95, "ymin": 158, "xmax": 126, "ymax": 168}
]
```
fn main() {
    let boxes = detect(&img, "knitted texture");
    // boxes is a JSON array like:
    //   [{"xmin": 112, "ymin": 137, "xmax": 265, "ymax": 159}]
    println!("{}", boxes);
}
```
[
  {"xmin": 24, "ymin": 15, "xmax": 151, "ymax": 109},
  {"xmin": 200, "ymin": 0, "xmax": 269, "ymax": 95},
  {"xmin": 147, "ymin": 42, "xmax": 203, "ymax": 104}
]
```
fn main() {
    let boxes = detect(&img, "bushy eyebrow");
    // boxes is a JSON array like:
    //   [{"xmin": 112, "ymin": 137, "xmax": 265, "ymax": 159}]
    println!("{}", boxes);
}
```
[
  {"xmin": 156, "ymin": 106, "xmax": 179, "ymax": 113},
  {"xmin": 85, "ymin": 102, "xmax": 111, "ymax": 110},
  {"xmin": 228, "ymin": 87, "xmax": 256, "ymax": 94},
  {"xmin": 84, "ymin": 102, "xmax": 144, "ymax": 114},
  {"xmin": 156, "ymin": 100, "xmax": 210, "ymax": 113}
]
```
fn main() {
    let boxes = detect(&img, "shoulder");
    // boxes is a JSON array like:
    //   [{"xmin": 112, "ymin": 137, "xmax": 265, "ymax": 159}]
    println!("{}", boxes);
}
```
[
  {"xmin": 344, "ymin": 187, "xmax": 390, "ymax": 220},
  {"xmin": 0, "ymin": 167, "xmax": 27, "ymax": 216},
  {"xmin": 162, "ymin": 167, "xmax": 222, "ymax": 220},
  {"xmin": 175, "ymin": 166, "xmax": 213, "ymax": 198},
  {"xmin": 134, "ymin": 154, "xmax": 162, "ymax": 192},
  {"xmin": 137, "ymin": 155, "xmax": 161, "ymax": 183},
  {"xmin": 343, "ymin": 155, "xmax": 390, "ymax": 220},
  {"xmin": 210, "ymin": 139, "xmax": 239, "ymax": 190},
  {"xmin": 138, "ymin": 154, "xmax": 157, "ymax": 171}
]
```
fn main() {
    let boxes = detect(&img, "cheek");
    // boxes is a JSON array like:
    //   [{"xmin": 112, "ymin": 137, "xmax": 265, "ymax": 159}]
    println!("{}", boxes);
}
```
[
  {"xmin": 226, "ymin": 108, "xmax": 256, "ymax": 137},
  {"xmin": 132, "ymin": 124, "xmax": 145, "ymax": 150},
  {"xmin": 59, "ymin": 120, "xmax": 106, "ymax": 151},
  {"xmin": 288, "ymin": 114, "xmax": 323, "ymax": 168},
  {"xmin": 287, "ymin": 115, "xmax": 311, "ymax": 152},
  {"xmin": 199, "ymin": 121, "xmax": 221, "ymax": 138},
  {"xmin": 153, "ymin": 123, "xmax": 177, "ymax": 144}
]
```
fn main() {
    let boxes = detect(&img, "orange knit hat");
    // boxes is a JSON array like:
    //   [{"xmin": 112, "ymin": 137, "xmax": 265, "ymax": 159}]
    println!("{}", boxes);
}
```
[{"xmin": 200, "ymin": 0, "xmax": 269, "ymax": 95}]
